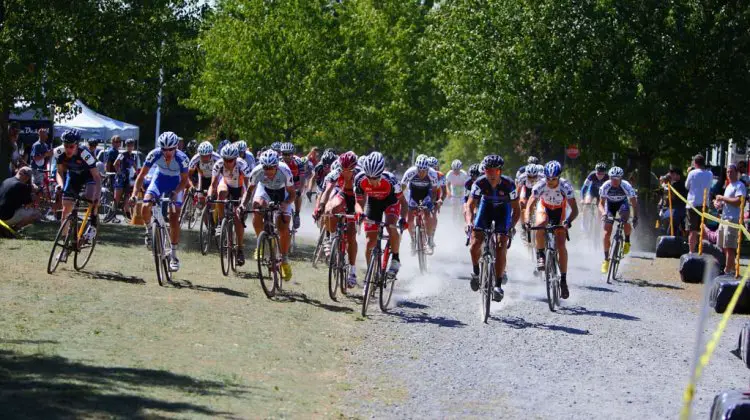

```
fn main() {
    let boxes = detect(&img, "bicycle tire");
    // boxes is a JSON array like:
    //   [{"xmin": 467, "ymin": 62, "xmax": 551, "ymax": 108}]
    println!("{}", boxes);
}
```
[
  {"xmin": 186, "ymin": 201, "xmax": 199, "ymax": 229},
  {"xmin": 74, "ymin": 213, "xmax": 98, "ymax": 271},
  {"xmin": 257, "ymin": 232, "xmax": 278, "ymax": 299},
  {"xmin": 162, "ymin": 226, "xmax": 173, "ymax": 283},
  {"xmin": 416, "ymin": 226, "xmax": 427, "ymax": 274},
  {"xmin": 312, "ymin": 226, "xmax": 326, "ymax": 269},
  {"xmin": 220, "ymin": 219, "xmax": 231, "ymax": 276},
  {"xmin": 479, "ymin": 257, "xmax": 492, "ymax": 323},
  {"xmin": 153, "ymin": 222, "xmax": 167, "ymax": 286},
  {"xmin": 608, "ymin": 237, "xmax": 621, "ymax": 283},
  {"xmin": 544, "ymin": 249, "xmax": 556, "ymax": 311},
  {"xmin": 328, "ymin": 237, "xmax": 341, "ymax": 301},
  {"xmin": 379, "ymin": 263, "xmax": 395, "ymax": 312},
  {"xmin": 179, "ymin": 194, "xmax": 192, "ymax": 226},
  {"xmin": 47, "ymin": 216, "xmax": 74, "ymax": 274},
  {"xmin": 199, "ymin": 206, "xmax": 212, "ymax": 255},
  {"xmin": 362, "ymin": 250, "xmax": 379, "ymax": 317}
]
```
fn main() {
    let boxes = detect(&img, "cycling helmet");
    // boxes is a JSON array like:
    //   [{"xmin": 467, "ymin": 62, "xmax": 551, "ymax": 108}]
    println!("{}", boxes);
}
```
[
  {"xmin": 416, "ymin": 153, "xmax": 428, "ymax": 162},
  {"xmin": 280, "ymin": 142, "xmax": 295, "ymax": 154},
  {"xmin": 428, "ymin": 156, "xmax": 439, "ymax": 169},
  {"xmin": 481, "ymin": 154, "xmax": 505, "ymax": 169},
  {"xmin": 235, "ymin": 140, "xmax": 248, "ymax": 155},
  {"xmin": 324, "ymin": 148, "xmax": 337, "ymax": 156},
  {"xmin": 362, "ymin": 152, "xmax": 385, "ymax": 177},
  {"xmin": 197, "ymin": 141, "xmax": 214, "ymax": 156},
  {"xmin": 125, "ymin": 138, "xmax": 136, "ymax": 146},
  {"xmin": 357, "ymin": 155, "xmax": 367, "ymax": 168},
  {"xmin": 527, "ymin": 156, "xmax": 539, "ymax": 165},
  {"xmin": 217, "ymin": 139, "xmax": 231, "ymax": 152},
  {"xmin": 595, "ymin": 162, "xmax": 607, "ymax": 172},
  {"xmin": 331, "ymin": 160, "xmax": 341, "ymax": 173},
  {"xmin": 608, "ymin": 166, "xmax": 624, "ymax": 178},
  {"xmin": 187, "ymin": 139, "xmax": 198, "ymax": 154},
  {"xmin": 87, "ymin": 138, "xmax": 101, "ymax": 145},
  {"xmin": 338, "ymin": 151, "xmax": 357, "ymax": 169},
  {"xmin": 415, "ymin": 155, "xmax": 430, "ymax": 170},
  {"xmin": 535, "ymin": 164, "xmax": 544, "ymax": 174},
  {"xmin": 221, "ymin": 144, "xmax": 240, "ymax": 159},
  {"xmin": 321, "ymin": 150, "xmax": 337, "ymax": 166},
  {"xmin": 468, "ymin": 164, "xmax": 481, "ymax": 177},
  {"xmin": 259, "ymin": 149, "xmax": 279, "ymax": 167},
  {"xmin": 270, "ymin": 142, "xmax": 282, "ymax": 152},
  {"xmin": 157, "ymin": 131, "xmax": 180, "ymax": 149},
  {"xmin": 544, "ymin": 160, "xmax": 562, "ymax": 178},
  {"xmin": 61, "ymin": 130, "xmax": 81, "ymax": 144},
  {"xmin": 526, "ymin": 163, "xmax": 540, "ymax": 177},
  {"xmin": 451, "ymin": 159, "xmax": 463, "ymax": 171}
]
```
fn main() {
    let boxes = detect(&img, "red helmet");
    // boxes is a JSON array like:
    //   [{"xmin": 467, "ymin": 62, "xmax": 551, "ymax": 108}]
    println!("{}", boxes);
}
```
[{"xmin": 338, "ymin": 151, "xmax": 358, "ymax": 169}]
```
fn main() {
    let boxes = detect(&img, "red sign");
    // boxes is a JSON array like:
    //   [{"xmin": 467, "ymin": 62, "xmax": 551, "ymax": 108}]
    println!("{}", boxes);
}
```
[{"xmin": 566, "ymin": 145, "xmax": 580, "ymax": 159}]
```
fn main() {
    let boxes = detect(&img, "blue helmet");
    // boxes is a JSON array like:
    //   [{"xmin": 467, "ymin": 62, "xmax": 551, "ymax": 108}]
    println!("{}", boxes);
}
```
[
  {"xmin": 217, "ymin": 139, "xmax": 231, "ymax": 154},
  {"xmin": 544, "ymin": 161, "xmax": 562, "ymax": 178},
  {"xmin": 61, "ymin": 129, "xmax": 81, "ymax": 144}
]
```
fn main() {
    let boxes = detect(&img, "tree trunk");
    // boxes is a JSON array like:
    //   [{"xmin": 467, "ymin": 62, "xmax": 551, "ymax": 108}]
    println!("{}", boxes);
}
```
[
  {"xmin": 0, "ymin": 105, "xmax": 9, "ymax": 181},
  {"xmin": 635, "ymin": 149, "xmax": 657, "ymax": 249}
]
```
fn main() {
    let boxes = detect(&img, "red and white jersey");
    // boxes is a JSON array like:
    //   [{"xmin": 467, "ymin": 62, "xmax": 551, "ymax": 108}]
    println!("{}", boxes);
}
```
[
  {"xmin": 354, "ymin": 171, "xmax": 402, "ymax": 201},
  {"xmin": 212, "ymin": 158, "xmax": 251, "ymax": 188}
]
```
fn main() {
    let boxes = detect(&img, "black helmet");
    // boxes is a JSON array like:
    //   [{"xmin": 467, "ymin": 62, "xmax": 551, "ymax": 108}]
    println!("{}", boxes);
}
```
[
  {"xmin": 595, "ymin": 162, "xmax": 607, "ymax": 172},
  {"xmin": 61, "ymin": 130, "xmax": 81, "ymax": 144},
  {"xmin": 481, "ymin": 154, "xmax": 505, "ymax": 169},
  {"xmin": 468, "ymin": 164, "xmax": 480, "ymax": 177}
]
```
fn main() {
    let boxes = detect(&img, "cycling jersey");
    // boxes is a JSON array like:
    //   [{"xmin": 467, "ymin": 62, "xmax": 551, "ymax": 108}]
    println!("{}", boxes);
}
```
[
  {"xmin": 248, "ymin": 162, "xmax": 294, "ymax": 190},
  {"xmin": 463, "ymin": 178, "xmax": 476, "ymax": 203},
  {"xmin": 282, "ymin": 155, "xmax": 305, "ymax": 189},
  {"xmin": 582, "ymin": 171, "xmax": 610, "ymax": 198},
  {"xmin": 241, "ymin": 152, "xmax": 256, "ymax": 169},
  {"xmin": 114, "ymin": 151, "xmax": 137, "ymax": 189},
  {"xmin": 515, "ymin": 166, "xmax": 526, "ymax": 183},
  {"xmin": 189, "ymin": 153, "xmax": 222, "ymax": 177},
  {"xmin": 143, "ymin": 149, "xmax": 190, "ymax": 178},
  {"xmin": 313, "ymin": 162, "xmax": 331, "ymax": 192},
  {"xmin": 212, "ymin": 158, "xmax": 251, "ymax": 188},
  {"xmin": 355, "ymin": 171, "xmax": 402, "ymax": 202},
  {"xmin": 599, "ymin": 179, "xmax": 636, "ymax": 203},
  {"xmin": 531, "ymin": 178, "xmax": 575, "ymax": 209},
  {"xmin": 446, "ymin": 170, "xmax": 470, "ymax": 197},
  {"xmin": 325, "ymin": 167, "xmax": 360, "ymax": 197},
  {"xmin": 54, "ymin": 145, "xmax": 97, "ymax": 176},
  {"xmin": 518, "ymin": 172, "xmax": 545, "ymax": 198},
  {"xmin": 470, "ymin": 175, "xmax": 517, "ymax": 233}
]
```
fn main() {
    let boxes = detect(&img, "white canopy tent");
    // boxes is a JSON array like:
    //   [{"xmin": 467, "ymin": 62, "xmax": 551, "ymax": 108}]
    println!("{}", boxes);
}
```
[{"xmin": 54, "ymin": 100, "xmax": 139, "ymax": 140}]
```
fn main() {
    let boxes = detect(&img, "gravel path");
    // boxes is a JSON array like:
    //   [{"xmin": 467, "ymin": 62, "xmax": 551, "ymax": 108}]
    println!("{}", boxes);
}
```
[{"xmin": 340, "ymin": 215, "xmax": 749, "ymax": 419}]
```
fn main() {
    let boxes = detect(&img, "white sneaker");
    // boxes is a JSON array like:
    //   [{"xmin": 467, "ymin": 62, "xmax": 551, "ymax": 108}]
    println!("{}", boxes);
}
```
[
  {"xmin": 84, "ymin": 227, "xmax": 97, "ymax": 242},
  {"xmin": 323, "ymin": 238, "xmax": 332, "ymax": 258},
  {"xmin": 347, "ymin": 271, "xmax": 358, "ymax": 288},
  {"xmin": 387, "ymin": 259, "xmax": 401, "ymax": 277},
  {"xmin": 169, "ymin": 256, "xmax": 180, "ymax": 272}
]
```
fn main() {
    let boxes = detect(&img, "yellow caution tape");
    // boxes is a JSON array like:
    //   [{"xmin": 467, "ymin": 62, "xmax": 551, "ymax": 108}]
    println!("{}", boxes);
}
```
[
  {"xmin": 667, "ymin": 183, "xmax": 750, "ymax": 419},
  {"xmin": 0, "ymin": 219, "xmax": 17, "ymax": 237}
]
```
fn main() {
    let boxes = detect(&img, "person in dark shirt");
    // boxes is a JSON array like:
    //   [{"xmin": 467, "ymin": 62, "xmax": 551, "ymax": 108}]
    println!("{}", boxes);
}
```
[
  {"xmin": 0, "ymin": 167, "xmax": 40, "ymax": 229},
  {"xmin": 669, "ymin": 166, "xmax": 688, "ymax": 236}
]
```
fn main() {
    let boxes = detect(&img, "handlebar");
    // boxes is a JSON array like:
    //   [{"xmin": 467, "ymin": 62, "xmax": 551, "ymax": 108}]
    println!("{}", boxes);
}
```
[{"xmin": 528, "ymin": 224, "xmax": 570, "ymax": 241}]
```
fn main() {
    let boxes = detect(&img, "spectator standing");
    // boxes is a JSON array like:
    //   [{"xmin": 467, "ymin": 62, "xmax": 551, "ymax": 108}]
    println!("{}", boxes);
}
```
[
  {"xmin": 669, "ymin": 166, "xmax": 688, "ymax": 236},
  {"xmin": 685, "ymin": 154, "xmax": 714, "ymax": 253},
  {"xmin": 714, "ymin": 164, "xmax": 746, "ymax": 275},
  {"xmin": 29, "ymin": 128, "xmax": 52, "ymax": 187},
  {"xmin": 0, "ymin": 167, "xmax": 40, "ymax": 230}
]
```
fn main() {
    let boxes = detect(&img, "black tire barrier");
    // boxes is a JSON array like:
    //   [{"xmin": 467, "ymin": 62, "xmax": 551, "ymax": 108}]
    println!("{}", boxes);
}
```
[
  {"xmin": 710, "ymin": 390, "xmax": 750, "ymax": 420},
  {"xmin": 679, "ymin": 253, "xmax": 719, "ymax": 284},
  {"xmin": 655, "ymin": 235, "xmax": 688, "ymax": 258},
  {"xmin": 701, "ymin": 241, "xmax": 726, "ymax": 272},
  {"xmin": 737, "ymin": 321, "xmax": 750, "ymax": 369},
  {"xmin": 709, "ymin": 275, "xmax": 750, "ymax": 314}
]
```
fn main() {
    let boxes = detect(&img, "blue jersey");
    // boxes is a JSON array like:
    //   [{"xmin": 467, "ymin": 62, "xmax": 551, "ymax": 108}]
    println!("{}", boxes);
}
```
[
  {"xmin": 53, "ymin": 145, "xmax": 97, "ymax": 176},
  {"xmin": 143, "ymin": 148, "xmax": 189, "ymax": 178},
  {"xmin": 30, "ymin": 140, "xmax": 49, "ymax": 170},
  {"xmin": 105, "ymin": 147, "xmax": 120, "ymax": 165},
  {"xmin": 470, "ymin": 175, "xmax": 518, "ymax": 206},
  {"xmin": 115, "ymin": 151, "xmax": 137, "ymax": 174},
  {"xmin": 582, "ymin": 171, "xmax": 609, "ymax": 197}
]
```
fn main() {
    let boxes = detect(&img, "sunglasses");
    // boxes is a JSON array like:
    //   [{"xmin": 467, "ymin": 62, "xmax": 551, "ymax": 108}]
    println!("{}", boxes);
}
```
[
  {"xmin": 367, "ymin": 176, "xmax": 381, "ymax": 181},
  {"xmin": 223, "ymin": 158, "xmax": 237, "ymax": 163},
  {"xmin": 485, "ymin": 168, "xmax": 501, "ymax": 173},
  {"xmin": 64, "ymin": 144, "xmax": 77, "ymax": 149},
  {"xmin": 263, "ymin": 165, "xmax": 276, "ymax": 170},
  {"xmin": 546, "ymin": 177, "xmax": 559, "ymax": 182},
  {"xmin": 162, "ymin": 147, "xmax": 176, "ymax": 152}
]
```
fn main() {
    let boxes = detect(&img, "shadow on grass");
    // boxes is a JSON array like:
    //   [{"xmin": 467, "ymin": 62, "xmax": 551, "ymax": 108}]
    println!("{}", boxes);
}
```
[
  {"xmin": 396, "ymin": 300, "xmax": 430, "ymax": 310},
  {"xmin": 617, "ymin": 278, "xmax": 684, "ymax": 290},
  {"xmin": 558, "ymin": 305, "xmax": 641, "ymax": 321},
  {"xmin": 275, "ymin": 291, "xmax": 353, "ymax": 314},
  {"xmin": 494, "ymin": 315, "xmax": 591, "ymax": 335},
  {"xmin": 0, "ymin": 340, "xmax": 59, "ymax": 345},
  {"xmin": 384, "ymin": 306, "xmax": 467, "ymax": 328},
  {"xmin": 76, "ymin": 270, "xmax": 146, "ymax": 285},
  {"xmin": 581, "ymin": 285, "xmax": 618, "ymax": 293},
  {"xmin": 171, "ymin": 280, "xmax": 248, "ymax": 298},
  {"xmin": 0, "ymin": 349, "xmax": 248, "ymax": 419}
]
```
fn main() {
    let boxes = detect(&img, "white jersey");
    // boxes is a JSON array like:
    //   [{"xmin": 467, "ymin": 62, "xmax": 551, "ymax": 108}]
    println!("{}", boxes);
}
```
[
  {"xmin": 401, "ymin": 166, "xmax": 439, "ymax": 191},
  {"xmin": 531, "ymin": 178, "xmax": 575, "ymax": 208},
  {"xmin": 248, "ymin": 161, "xmax": 293, "ymax": 190},
  {"xmin": 445, "ymin": 170, "xmax": 470, "ymax": 196},
  {"xmin": 518, "ymin": 172, "xmax": 545, "ymax": 190},
  {"xmin": 189, "ymin": 153, "xmax": 221, "ymax": 177},
  {"xmin": 599, "ymin": 180, "xmax": 637, "ymax": 203},
  {"xmin": 241, "ymin": 152, "xmax": 256, "ymax": 169},
  {"xmin": 212, "ymin": 158, "xmax": 251, "ymax": 188},
  {"xmin": 143, "ymin": 148, "xmax": 190, "ymax": 178}
]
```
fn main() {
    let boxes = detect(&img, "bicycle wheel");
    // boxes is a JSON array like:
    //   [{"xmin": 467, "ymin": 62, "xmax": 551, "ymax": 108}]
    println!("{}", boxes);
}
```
[
  {"xmin": 379, "ymin": 260, "xmax": 395, "ymax": 312},
  {"xmin": 47, "ymin": 216, "xmax": 74, "ymax": 274},
  {"xmin": 220, "ymin": 219, "xmax": 231, "ymax": 276},
  {"xmin": 312, "ymin": 225, "xmax": 326, "ymax": 268},
  {"xmin": 608, "ymin": 238, "xmax": 621, "ymax": 283},
  {"xmin": 362, "ymin": 250, "xmax": 379, "ymax": 317},
  {"xmin": 327, "ymin": 236, "xmax": 342, "ymax": 301},
  {"xmin": 199, "ymin": 206, "xmax": 212, "ymax": 255},
  {"xmin": 153, "ymin": 223, "xmax": 167, "ymax": 286},
  {"xmin": 179, "ymin": 194, "xmax": 193, "ymax": 227},
  {"xmin": 186, "ymin": 201, "xmax": 200, "ymax": 229},
  {"xmin": 74, "ymin": 214, "xmax": 98, "ymax": 271},
  {"xmin": 257, "ymin": 232, "xmax": 279, "ymax": 298},
  {"xmin": 161, "ymin": 227, "xmax": 173, "ymax": 283},
  {"xmin": 544, "ymin": 249, "xmax": 557, "ymax": 311},
  {"xmin": 480, "ymin": 258, "xmax": 492, "ymax": 323},
  {"xmin": 416, "ymin": 226, "xmax": 427, "ymax": 274}
]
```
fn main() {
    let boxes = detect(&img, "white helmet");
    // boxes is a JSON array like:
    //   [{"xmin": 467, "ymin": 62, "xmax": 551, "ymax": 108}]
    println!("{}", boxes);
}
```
[
  {"xmin": 526, "ymin": 163, "xmax": 540, "ymax": 177},
  {"xmin": 221, "ymin": 144, "xmax": 239, "ymax": 159},
  {"xmin": 362, "ymin": 152, "xmax": 385, "ymax": 177},
  {"xmin": 428, "ymin": 156, "xmax": 439, "ymax": 169},
  {"xmin": 527, "ymin": 156, "xmax": 539, "ymax": 165},
  {"xmin": 234, "ymin": 140, "xmax": 248, "ymax": 155},
  {"xmin": 157, "ymin": 132, "xmax": 179, "ymax": 149},
  {"xmin": 357, "ymin": 155, "xmax": 367, "ymax": 168},
  {"xmin": 451, "ymin": 159, "xmax": 462, "ymax": 171},
  {"xmin": 608, "ymin": 166, "xmax": 624, "ymax": 178},
  {"xmin": 415, "ymin": 155, "xmax": 430, "ymax": 170},
  {"xmin": 259, "ymin": 150, "xmax": 279, "ymax": 167},
  {"xmin": 197, "ymin": 141, "xmax": 214, "ymax": 156}
]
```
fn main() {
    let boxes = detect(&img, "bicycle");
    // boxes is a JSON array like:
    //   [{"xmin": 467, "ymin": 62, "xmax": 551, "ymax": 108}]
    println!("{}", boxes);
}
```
[
  {"xmin": 250, "ymin": 203, "xmax": 283, "ymax": 299},
  {"xmin": 289, "ymin": 209, "xmax": 298, "ymax": 254},
  {"xmin": 412, "ymin": 202, "xmax": 432, "ymax": 274},
  {"xmin": 179, "ymin": 188, "xmax": 203, "ymax": 229},
  {"xmin": 210, "ymin": 198, "xmax": 243, "ymax": 276},
  {"xmin": 605, "ymin": 216, "xmax": 625, "ymax": 284},
  {"xmin": 581, "ymin": 197, "xmax": 601, "ymax": 251},
  {"xmin": 474, "ymin": 223, "xmax": 513, "ymax": 323},
  {"xmin": 47, "ymin": 194, "xmax": 99, "ymax": 274},
  {"xmin": 529, "ymin": 224, "xmax": 569, "ymax": 312},
  {"xmin": 198, "ymin": 201, "xmax": 218, "ymax": 255},
  {"xmin": 99, "ymin": 173, "xmax": 117, "ymax": 222},
  {"xmin": 327, "ymin": 213, "xmax": 357, "ymax": 301},
  {"xmin": 524, "ymin": 210, "xmax": 538, "ymax": 272},
  {"xmin": 311, "ymin": 216, "xmax": 328, "ymax": 269},
  {"xmin": 150, "ymin": 195, "xmax": 175, "ymax": 287},
  {"xmin": 361, "ymin": 220, "xmax": 400, "ymax": 317}
]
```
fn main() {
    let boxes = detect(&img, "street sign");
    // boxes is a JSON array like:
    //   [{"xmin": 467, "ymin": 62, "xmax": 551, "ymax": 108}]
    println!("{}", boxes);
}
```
[{"xmin": 566, "ymin": 145, "xmax": 580, "ymax": 159}]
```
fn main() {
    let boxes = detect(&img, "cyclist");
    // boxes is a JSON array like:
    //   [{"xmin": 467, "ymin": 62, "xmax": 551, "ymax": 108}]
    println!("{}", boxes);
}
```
[
  {"xmin": 280, "ymin": 142, "xmax": 305, "ymax": 230},
  {"xmin": 446, "ymin": 159, "xmax": 469, "ymax": 212},
  {"xmin": 131, "ymin": 132, "xmax": 190, "ymax": 272},
  {"xmin": 355, "ymin": 152, "xmax": 408, "ymax": 277},
  {"xmin": 235, "ymin": 140, "xmax": 255, "ymax": 169},
  {"xmin": 186, "ymin": 139, "xmax": 198, "ymax": 157},
  {"xmin": 208, "ymin": 144, "xmax": 251, "ymax": 266},
  {"xmin": 310, "ymin": 150, "xmax": 338, "ymax": 200},
  {"xmin": 516, "ymin": 156, "xmax": 539, "ymax": 191},
  {"xmin": 54, "ymin": 129, "xmax": 102, "ymax": 245},
  {"xmin": 599, "ymin": 166, "xmax": 638, "ymax": 273},
  {"xmin": 315, "ymin": 151, "xmax": 360, "ymax": 286},
  {"xmin": 188, "ymin": 141, "xmax": 221, "ymax": 195},
  {"xmin": 525, "ymin": 160, "xmax": 578, "ymax": 299},
  {"xmin": 464, "ymin": 164, "xmax": 481, "ymax": 203},
  {"xmin": 581, "ymin": 162, "xmax": 609, "ymax": 231},
  {"xmin": 240, "ymin": 150, "xmax": 296, "ymax": 280},
  {"xmin": 517, "ymin": 163, "xmax": 544, "ymax": 234},
  {"xmin": 104, "ymin": 136, "xmax": 123, "ymax": 173},
  {"xmin": 400, "ymin": 154, "xmax": 439, "ymax": 252},
  {"xmin": 113, "ymin": 138, "xmax": 138, "ymax": 218},
  {"xmin": 217, "ymin": 139, "xmax": 231, "ymax": 155},
  {"xmin": 465, "ymin": 155, "xmax": 520, "ymax": 302},
  {"xmin": 29, "ymin": 131, "xmax": 52, "ymax": 190}
]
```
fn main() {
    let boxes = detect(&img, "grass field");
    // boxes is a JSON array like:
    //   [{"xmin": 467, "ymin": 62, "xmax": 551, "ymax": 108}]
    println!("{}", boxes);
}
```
[{"xmin": 0, "ymin": 221, "xmax": 364, "ymax": 419}]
